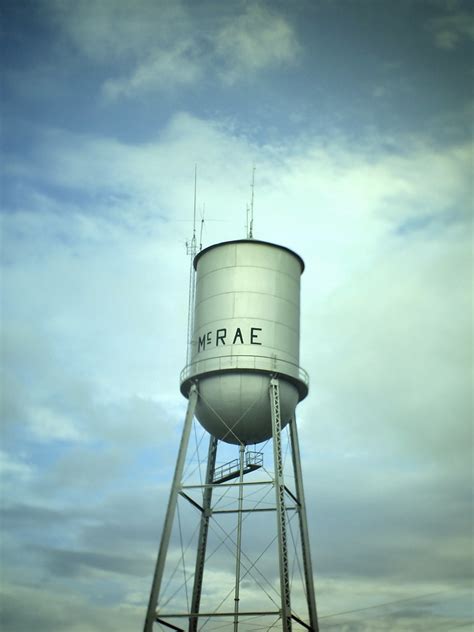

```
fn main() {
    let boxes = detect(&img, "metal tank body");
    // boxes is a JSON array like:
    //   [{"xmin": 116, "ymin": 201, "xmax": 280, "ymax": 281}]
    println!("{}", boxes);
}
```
[{"xmin": 180, "ymin": 239, "xmax": 308, "ymax": 445}]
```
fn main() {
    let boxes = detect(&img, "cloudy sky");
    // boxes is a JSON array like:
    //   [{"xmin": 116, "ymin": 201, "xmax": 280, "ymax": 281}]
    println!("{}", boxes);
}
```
[{"xmin": 1, "ymin": 0, "xmax": 472, "ymax": 630}]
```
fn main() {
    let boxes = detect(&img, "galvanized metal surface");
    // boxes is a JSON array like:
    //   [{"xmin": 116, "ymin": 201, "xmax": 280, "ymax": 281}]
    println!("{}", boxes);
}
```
[
  {"xmin": 289, "ymin": 416, "xmax": 319, "ymax": 631},
  {"xmin": 193, "ymin": 239, "xmax": 305, "ymax": 272},
  {"xmin": 233, "ymin": 444, "xmax": 245, "ymax": 631},
  {"xmin": 181, "ymin": 239, "xmax": 308, "ymax": 445},
  {"xmin": 189, "ymin": 435, "xmax": 218, "ymax": 632},
  {"xmin": 195, "ymin": 372, "xmax": 299, "ymax": 445},
  {"xmin": 145, "ymin": 240, "xmax": 319, "ymax": 630},
  {"xmin": 145, "ymin": 380, "xmax": 320, "ymax": 631},
  {"xmin": 270, "ymin": 378, "xmax": 292, "ymax": 631},
  {"xmin": 143, "ymin": 386, "xmax": 198, "ymax": 632},
  {"xmin": 180, "ymin": 353, "xmax": 309, "ymax": 395}
]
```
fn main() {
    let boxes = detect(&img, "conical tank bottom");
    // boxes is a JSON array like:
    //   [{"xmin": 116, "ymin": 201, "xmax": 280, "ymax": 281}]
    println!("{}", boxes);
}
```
[{"xmin": 195, "ymin": 372, "xmax": 299, "ymax": 445}]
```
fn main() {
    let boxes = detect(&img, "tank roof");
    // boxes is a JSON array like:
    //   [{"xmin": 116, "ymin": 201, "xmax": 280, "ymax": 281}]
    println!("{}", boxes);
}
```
[{"xmin": 193, "ymin": 239, "xmax": 305, "ymax": 272}]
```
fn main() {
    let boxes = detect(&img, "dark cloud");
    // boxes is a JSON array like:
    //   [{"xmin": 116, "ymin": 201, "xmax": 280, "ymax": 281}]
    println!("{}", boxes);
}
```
[
  {"xmin": 40, "ymin": 546, "xmax": 147, "ymax": 578},
  {"xmin": 0, "ymin": 583, "xmax": 142, "ymax": 632},
  {"xmin": 1, "ymin": 502, "xmax": 78, "ymax": 528}
]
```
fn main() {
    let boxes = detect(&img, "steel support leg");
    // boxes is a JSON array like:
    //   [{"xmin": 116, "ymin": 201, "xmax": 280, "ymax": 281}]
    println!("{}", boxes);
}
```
[
  {"xmin": 189, "ymin": 435, "xmax": 219, "ymax": 631},
  {"xmin": 144, "ymin": 385, "xmax": 198, "ymax": 632},
  {"xmin": 289, "ymin": 416, "xmax": 319, "ymax": 631},
  {"xmin": 269, "ymin": 378, "xmax": 292, "ymax": 631},
  {"xmin": 233, "ymin": 443, "xmax": 245, "ymax": 632}
]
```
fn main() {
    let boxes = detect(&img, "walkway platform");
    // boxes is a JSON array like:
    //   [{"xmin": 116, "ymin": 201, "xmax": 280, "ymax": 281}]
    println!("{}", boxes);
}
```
[{"xmin": 213, "ymin": 451, "xmax": 263, "ymax": 484}]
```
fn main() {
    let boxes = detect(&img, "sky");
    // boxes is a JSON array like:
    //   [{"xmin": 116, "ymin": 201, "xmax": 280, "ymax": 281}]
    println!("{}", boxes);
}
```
[{"xmin": 0, "ymin": 0, "xmax": 473, "ymax": 630}]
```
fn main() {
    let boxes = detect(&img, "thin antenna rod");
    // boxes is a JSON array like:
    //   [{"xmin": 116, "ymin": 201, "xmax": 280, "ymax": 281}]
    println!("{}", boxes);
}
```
[
  {"xmin": 199, "ymin": 204, "xmax": 205, "ymax": 252},
  {"xmin": 249, "ymin": 166, "xmax": 255, "ymax": 239},
  {"xmin": 186, "ymin": 165, "xmax": 198, "ymax": 365}
]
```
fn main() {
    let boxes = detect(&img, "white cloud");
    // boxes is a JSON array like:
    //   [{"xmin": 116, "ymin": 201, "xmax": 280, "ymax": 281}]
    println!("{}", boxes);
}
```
[
  {"xmin": 316, "ymin": 576, "xmax": 472, "ymax": 629},
  {"xmin": 48, "ymin": 0, "xmax": 202, "ymax": 99},
  {"xmin": 102, "ymin": 41, "xmax": 203, "ymax": 100},
  {"xmin": 47, "ymin": 0, "xmax": 301, "ymax": 98},
  {"xmin": 4, "ymin": 118, "xmax": 471, "ymax": 448},
  {"xmin": 0, "ymin": 450, "xmax": 33, "ymax": 482},
  {"xmin": 2, "ymin": 112, "xmax": 471, "ymax": 630},
  {"xmin": 427, "ymin": 11, "xmax": 474, "ymax": 49},
  {"xmin": 3, "ymin": 0, "xmax": 472, "ymax": 624},
  {"xmin": 27, "ymin": 405, "xmax": 83, "ymax": 442},
  {"xmin": 49, "ymin": 0, "xmax": 190, "ymax": 62},
  {"xmin": 301, "ymin": 221, "xmax": 471, "ymax": 465},
  {"xmin": 214, "ymin": 3, "xmax": 301, "ymax": 84}
]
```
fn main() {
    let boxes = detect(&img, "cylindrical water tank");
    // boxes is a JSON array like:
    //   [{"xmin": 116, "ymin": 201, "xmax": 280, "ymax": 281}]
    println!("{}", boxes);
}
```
[{"xmin": 180, "ymin": 239, "xmax": 308, "ymax": 445}]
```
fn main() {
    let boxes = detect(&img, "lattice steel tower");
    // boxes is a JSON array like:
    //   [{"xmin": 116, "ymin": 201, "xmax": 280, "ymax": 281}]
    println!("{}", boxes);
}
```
[{"xmin": 144, "ymin": 239, "xmax": 319, "ymax": 631}]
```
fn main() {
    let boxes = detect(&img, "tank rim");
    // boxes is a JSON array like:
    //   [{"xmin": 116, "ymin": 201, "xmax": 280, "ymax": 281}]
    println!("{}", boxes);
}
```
[
  {"xmin": 193, "ymin": 239, "xmax": 305, "ymax": 273},
  {"xmin": 180, "ymin": 366, "xmax": 309, "ymax": 402}
]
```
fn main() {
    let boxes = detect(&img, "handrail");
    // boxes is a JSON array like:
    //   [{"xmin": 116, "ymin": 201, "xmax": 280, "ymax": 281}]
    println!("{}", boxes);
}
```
[{"xmin": 213, "ymin": 451, "xmax": 264, "ymax": 483}]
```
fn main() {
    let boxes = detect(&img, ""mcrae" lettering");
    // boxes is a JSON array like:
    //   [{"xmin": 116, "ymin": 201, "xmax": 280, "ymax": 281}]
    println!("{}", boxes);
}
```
[{"xmin": 197, "ymin": 326, "xmax": 262, "ymax": 353}]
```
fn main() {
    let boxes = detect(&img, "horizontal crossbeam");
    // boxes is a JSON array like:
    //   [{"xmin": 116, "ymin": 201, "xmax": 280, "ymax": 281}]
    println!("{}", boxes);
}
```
[{"xmin": 156, "ymin": 610, "xmax": 281, "ymax": 619}]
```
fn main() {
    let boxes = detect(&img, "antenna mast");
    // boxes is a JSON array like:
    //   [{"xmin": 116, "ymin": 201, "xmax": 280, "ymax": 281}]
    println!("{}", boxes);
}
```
[
  {"xmin": 199, "ymin": 204, "xmax": 205, "ymax": 252},
  {"xmin": 185, "ymin": 165, "xmax": 198, "ymax": 365},
  {"xmin": 248, "ymin": 166, "xmax": 255, "ymax": 239}
]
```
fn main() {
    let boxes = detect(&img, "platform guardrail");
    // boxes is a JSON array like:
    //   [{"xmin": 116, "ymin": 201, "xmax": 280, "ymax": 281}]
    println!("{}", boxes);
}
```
[{"xmin": 179, "ymin": 353, "xmax": 309, "ymax": 387}]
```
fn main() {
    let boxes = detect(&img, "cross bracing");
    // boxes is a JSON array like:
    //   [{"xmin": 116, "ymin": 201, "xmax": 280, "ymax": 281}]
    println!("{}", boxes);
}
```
[{"xmin": 144, "ymin": 380, "xmax": 319, "ymax": 632}]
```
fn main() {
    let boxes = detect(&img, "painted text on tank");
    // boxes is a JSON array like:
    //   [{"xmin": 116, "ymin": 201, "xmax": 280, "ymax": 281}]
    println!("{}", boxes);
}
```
[{"xmin": 197, "ymin": 326, "xmax": 263, "ymax": 353}]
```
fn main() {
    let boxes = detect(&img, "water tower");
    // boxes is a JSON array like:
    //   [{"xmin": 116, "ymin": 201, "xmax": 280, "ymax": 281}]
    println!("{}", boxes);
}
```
[{"xmin": 144, "ymin": 239, "xmax": 319, "ymax": 631}]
